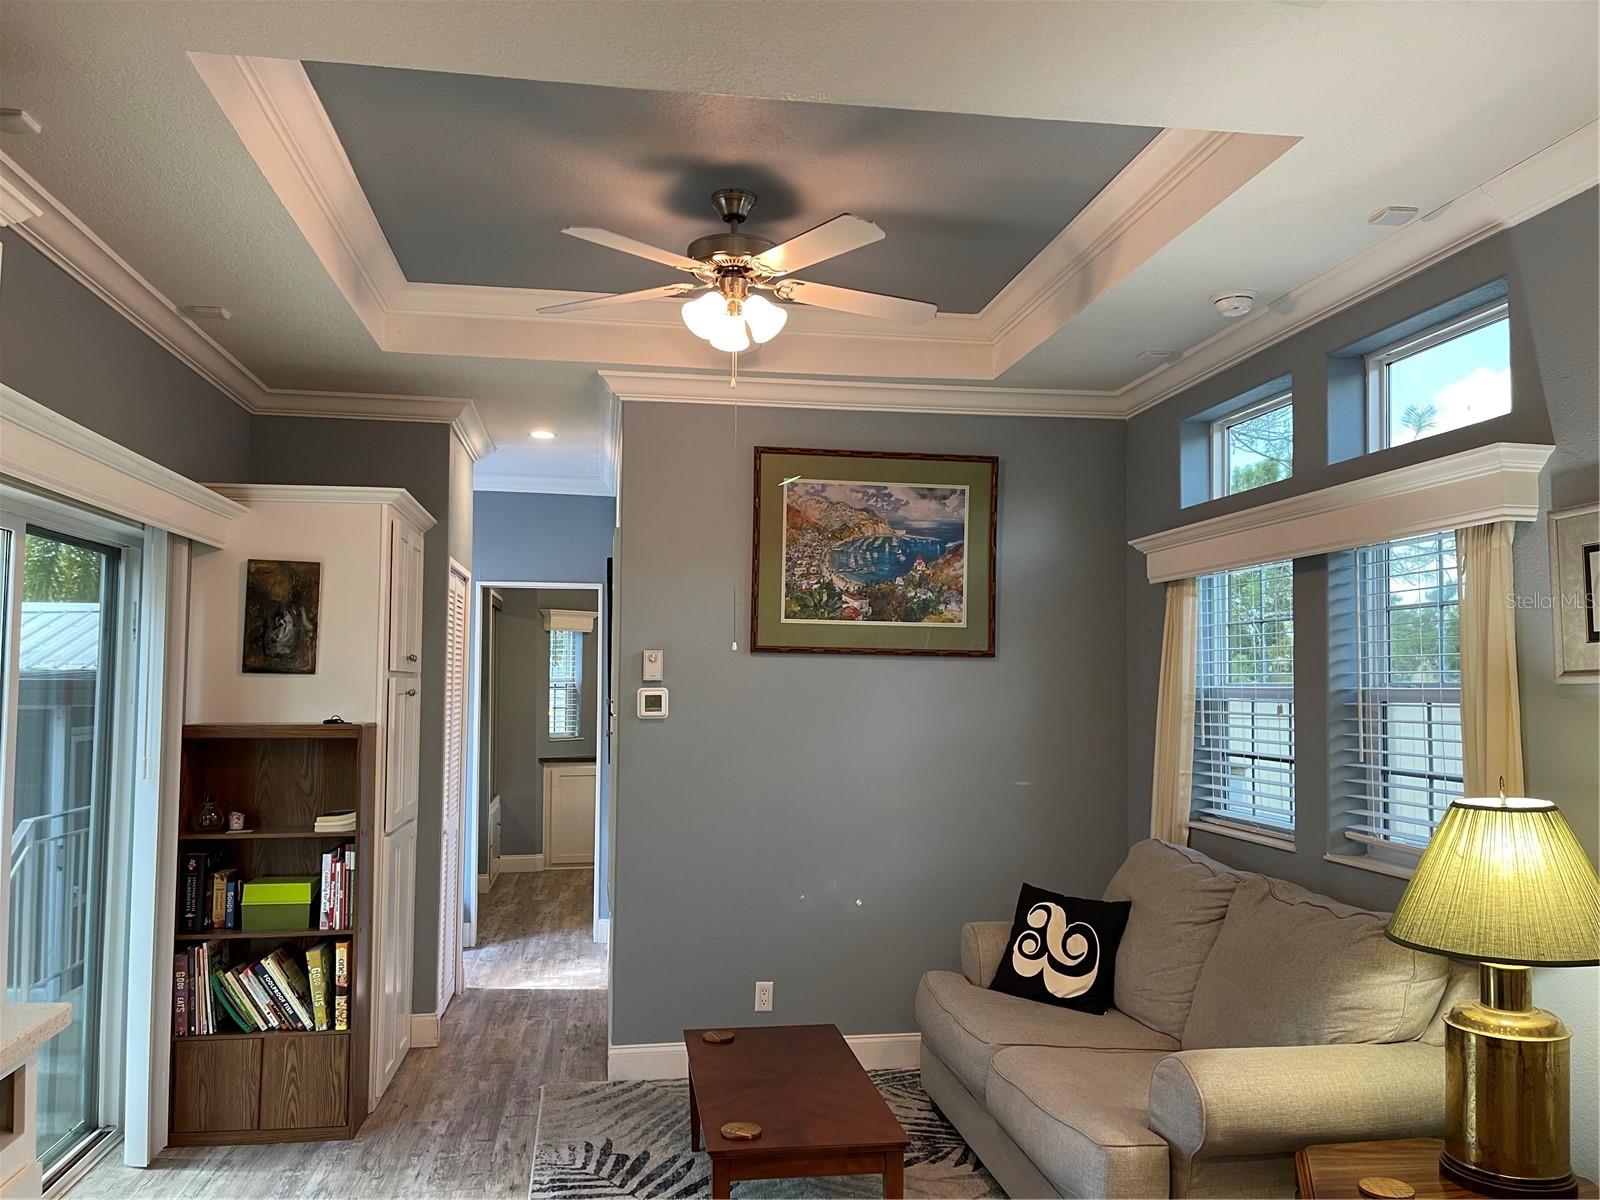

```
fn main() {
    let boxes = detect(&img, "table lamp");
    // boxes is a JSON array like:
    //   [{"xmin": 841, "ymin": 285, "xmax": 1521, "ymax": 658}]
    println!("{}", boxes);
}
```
[{"xmin": 1386, "ymin": 792, "xmax": 1600, "ymax": 1197}]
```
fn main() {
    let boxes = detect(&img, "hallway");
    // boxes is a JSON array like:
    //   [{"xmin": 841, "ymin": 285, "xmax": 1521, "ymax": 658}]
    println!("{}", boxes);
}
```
[{"xmin": 70, "ymin": 871, "xmax": 607, "ymax": 1198}]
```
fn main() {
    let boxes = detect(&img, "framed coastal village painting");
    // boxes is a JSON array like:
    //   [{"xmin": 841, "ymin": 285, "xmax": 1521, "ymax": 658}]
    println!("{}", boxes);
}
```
[{"xmin": 751, "ymin": 447, "xmax": 998, "ymax": 656}]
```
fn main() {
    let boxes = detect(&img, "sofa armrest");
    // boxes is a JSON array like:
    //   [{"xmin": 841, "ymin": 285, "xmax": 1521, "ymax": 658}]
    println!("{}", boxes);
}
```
[
  {"xmin": 960, "ymin": 921, "xmax": 1012, "ymax": 987},
  {"xmin": 1149, "ymin": 1042, "xmax": 1444, "ymax": 1160}
]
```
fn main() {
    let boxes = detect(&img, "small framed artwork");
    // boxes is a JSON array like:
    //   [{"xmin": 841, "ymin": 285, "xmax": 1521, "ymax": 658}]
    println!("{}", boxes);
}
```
[
  {"xmin": 1548, "ymin": 502, "xmax": 1599, "ymax": 683},
  {"xmin": 751, "ymin": 447, "xmax": 998, "ymax": 656},
  {"xmin": 242, "ymin": 559, "xmax": 322, "ymax": 674}
]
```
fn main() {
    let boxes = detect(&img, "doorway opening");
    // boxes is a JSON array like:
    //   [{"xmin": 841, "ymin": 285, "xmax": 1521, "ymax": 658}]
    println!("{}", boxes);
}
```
[{"xmin": 464, "ymin": 582, "xmax": 608, "ymax": 1013}]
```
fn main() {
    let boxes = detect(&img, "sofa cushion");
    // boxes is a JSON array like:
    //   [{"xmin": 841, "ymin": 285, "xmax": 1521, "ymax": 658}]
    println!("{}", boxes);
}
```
[
  {"xmin": 986, "ymin": 1047, "xmax": 1171, "ymax": 1199},
  {"xmin": 1181, "ymin": 876, "xmax": 1450, "ymax": 1049},
  {"xmin": 916, "ymin": 970, "xmax": 1178, "ymax": 1097},
  {"xmin": 989, "ymin": 884, "xmax": 1131, "ymax": 1014},
  {"xmin": 1102, "ymin": 839, "xmax": 1245, "ymax": 1038}
]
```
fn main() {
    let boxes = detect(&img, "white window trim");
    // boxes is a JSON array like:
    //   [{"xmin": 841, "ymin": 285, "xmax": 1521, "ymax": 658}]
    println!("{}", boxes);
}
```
[
  {"xmin": 1210, "ymin": 389, "xmax": 1293, "ymax": 499},
  {"xmin": 548, "ymin": 628, "xmax": 583, "ymax": 741},
  {"xmin": 1191, "ymin": 815, "xmax": 1296, "ymax": 851},
  {"xmin": 1364, "ymin": 298, "xmax": 1509, "ymax": 452}
]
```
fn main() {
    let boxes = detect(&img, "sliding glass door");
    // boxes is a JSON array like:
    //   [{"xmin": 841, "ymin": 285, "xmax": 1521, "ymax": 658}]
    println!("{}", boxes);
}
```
[{"xmin": 1, "ymin": 511, "xmax": 126, "ymax": 1173}]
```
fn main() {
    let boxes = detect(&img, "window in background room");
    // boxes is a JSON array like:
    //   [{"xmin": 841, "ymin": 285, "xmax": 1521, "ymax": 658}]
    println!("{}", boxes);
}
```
[
  {"xmin": 1192, "ymin": 559, "xmax": 1296, "ymax": 838},
  {"xmin": 1211, "ymin": 391, "xmax": 1293, "ymax": 498},
  {"xmin": 548, "ymin": 629, "xmax": 582, "ymax": 740},
  {"xmin": 1366, "ymin": 300, "xmax": 1510, "ymax": 450},
  {"xmin": 1345, "ymin": 531, "xmax": 1462, "ymax": 853}
]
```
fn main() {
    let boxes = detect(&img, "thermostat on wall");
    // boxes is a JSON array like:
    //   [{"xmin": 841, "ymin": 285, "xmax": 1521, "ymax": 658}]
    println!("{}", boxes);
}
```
[{"xmin": 637, "ymin": 687, "xmax": 669, "ymax": 719}]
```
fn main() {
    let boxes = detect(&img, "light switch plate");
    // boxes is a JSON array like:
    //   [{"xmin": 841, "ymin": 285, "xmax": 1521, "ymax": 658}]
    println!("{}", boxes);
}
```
[
  {"xmin": 642, "ymin": 648, "xmax": 665, "ymax": 681},
  {"xmin": 637, "ymin": 687, "xmax": 668, "ymax": 719}
]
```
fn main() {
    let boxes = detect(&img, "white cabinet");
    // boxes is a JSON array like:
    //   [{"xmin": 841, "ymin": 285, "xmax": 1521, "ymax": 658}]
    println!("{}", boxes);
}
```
[
  {"xmin": 184, "ymin": 484, "xmax": 434, "ymax": 1113},
  {"xmin": 543, "ymin": 762, "xmax": 597, "ymax": 867}
]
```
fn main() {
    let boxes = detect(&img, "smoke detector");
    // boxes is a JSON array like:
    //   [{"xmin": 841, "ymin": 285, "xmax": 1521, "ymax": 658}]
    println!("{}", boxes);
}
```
[{"xmin": 1210, "ymin": 291, "xmax": 1256, "ymax": 319}]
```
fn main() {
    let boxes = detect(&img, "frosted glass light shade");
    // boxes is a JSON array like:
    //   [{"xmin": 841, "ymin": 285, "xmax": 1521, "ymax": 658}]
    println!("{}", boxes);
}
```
[
  {"xmin": 743, "ymin": 293, "xmax": 789, "ymax": 343},
  {"xmin": 1386, "ymin": 796, "xmax": 1600, "ymax": 966},
  {"xmin": 708, "ymin": 316, "xmax": 750, "ymax": 353},
  {"xmin": 681, "ymin": 291, "xmax": 726, "ymax": 340}
]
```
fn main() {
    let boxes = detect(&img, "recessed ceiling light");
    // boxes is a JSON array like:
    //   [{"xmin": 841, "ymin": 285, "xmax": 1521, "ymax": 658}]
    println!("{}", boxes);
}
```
[
  {"xmin": 1368, "ymin": 205, "xmax": 1420, "ymax": 228},
  {"xmin": 180, "ymin": 304, "xmax": 232, "ymax": 322},
  {"xmin": 0, "ymin": 108, "xmax": 42, "ymax": 136},
  {"xmin": 1210, "ymin": 291, "xmax": 1256, "ymax": 319},
  {"xmin": 530, "ymin": 429, "xmax": 556, "ymax": 440},
  {"xmin": 1137, "ymin": 348, "xmax": 1175, "ymax": 362}
]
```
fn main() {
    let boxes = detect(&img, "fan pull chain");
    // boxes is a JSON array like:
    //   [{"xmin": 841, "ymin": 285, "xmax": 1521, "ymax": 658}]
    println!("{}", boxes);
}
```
[{"xmin": 730, "ymin": 350, "xmax": 738, "ymax": 388}]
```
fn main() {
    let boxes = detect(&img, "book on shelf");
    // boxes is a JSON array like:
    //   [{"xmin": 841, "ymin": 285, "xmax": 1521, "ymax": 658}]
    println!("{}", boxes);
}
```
[
  {"xmin": 333, "ymin": 939, "xmax": 350, "ymax": 1031},
  {"xmin": 318, "ymin": 841, "xmax": 357, "ymax": 930},
  {"xmin": 173, "ymin": 952, "xmax": 189, "ymax": 1035},
  {"xmin": 305, "ymin": 941, "xmax": 332, "ymax": 1031},
  {"xmin": 314, "ymin": 810, "xmax": 357, "ymax": 834},
  {"xmin": 179, "ymin": 851, "xmax": 208, "ymax": 933},
  {"xmin": 210, "ymin": 867, "xmax": 240, "ymax": 930}
]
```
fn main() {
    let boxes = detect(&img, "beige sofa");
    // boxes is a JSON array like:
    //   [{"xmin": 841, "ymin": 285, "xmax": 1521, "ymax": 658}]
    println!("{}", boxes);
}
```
[{"xmin": 916, "ymin": 839, "xmax": 1474, "ymax": 1199}]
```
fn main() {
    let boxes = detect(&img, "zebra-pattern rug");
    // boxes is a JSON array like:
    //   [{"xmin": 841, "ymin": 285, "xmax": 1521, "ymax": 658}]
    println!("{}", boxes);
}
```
[{"xmin": 529, "ymin": 1069, "xmax": 1003, "ymax": 1198}]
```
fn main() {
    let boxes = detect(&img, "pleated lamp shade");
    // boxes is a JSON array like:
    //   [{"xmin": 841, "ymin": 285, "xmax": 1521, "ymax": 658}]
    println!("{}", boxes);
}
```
[{"xmin": 1386, "ymin": 796, "xmax": 1600, "ymax": 967}]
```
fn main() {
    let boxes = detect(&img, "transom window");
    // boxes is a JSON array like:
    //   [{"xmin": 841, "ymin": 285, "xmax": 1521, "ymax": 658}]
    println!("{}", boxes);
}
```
[
  {"xmin": 1366, "ymin": 300, "xmax": 1510, "ymax": 450},
  {"xmin": 548, "ymin": 629, "xmax": 582, "ymax": 740},
  {"xmin": 1192, "ymin": 559, "xmax": 1295, "ymax": 838},
  {"xmin": 1211, "ymin": 391, "xmax": 1293, "ymax": 498},
  {"xmin": 1346, "ymin": 532, "xmax": 1462, "ymax": 851}
]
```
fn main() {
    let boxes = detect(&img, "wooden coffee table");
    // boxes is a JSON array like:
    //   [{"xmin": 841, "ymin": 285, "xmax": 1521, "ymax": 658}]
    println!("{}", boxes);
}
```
[{"xmin": 684, "ymin": 1024, "xmax": 910, "ymax": 1199}]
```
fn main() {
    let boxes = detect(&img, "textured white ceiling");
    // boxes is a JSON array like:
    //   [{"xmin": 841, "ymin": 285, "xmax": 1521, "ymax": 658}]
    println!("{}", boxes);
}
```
[{"xmin": 2, "ymin": 1, "xmax": 1595, "ymax": 489}]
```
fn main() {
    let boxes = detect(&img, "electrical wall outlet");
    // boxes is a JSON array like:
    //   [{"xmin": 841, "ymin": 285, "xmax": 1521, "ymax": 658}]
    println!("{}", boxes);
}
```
[{"xmin": 754, "ymin": 981, "xmax": 773, "ymax": 1012}]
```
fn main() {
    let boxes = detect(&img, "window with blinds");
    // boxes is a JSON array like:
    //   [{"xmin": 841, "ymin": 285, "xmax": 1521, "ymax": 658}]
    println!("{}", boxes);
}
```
[
  {"xmin": 1191, "ymin": 559, "xmax": 1295, "ymax": 838},
  {"xmin": 1344, "ymin": 531, "xmax": 1462, "ymax": 850},
  {"xmin": 548, "ymin": 629, "xmax": 582, "ymax": 740}
]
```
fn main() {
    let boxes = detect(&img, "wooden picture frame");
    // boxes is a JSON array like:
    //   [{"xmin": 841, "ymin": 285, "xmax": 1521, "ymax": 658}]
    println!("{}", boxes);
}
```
[{"xmin": 751, "ymin": 447, "xmax": 998, "ymax": 656}]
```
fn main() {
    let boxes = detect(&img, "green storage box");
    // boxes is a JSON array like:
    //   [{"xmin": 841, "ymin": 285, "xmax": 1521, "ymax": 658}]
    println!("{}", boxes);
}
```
[{"xmin": 241, "ymin": 875, "xmax": 317, "ymax": 931}]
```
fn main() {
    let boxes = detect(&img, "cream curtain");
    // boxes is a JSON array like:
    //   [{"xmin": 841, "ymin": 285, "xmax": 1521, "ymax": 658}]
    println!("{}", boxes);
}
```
[
  {"xmin": 1456, "ymin": 520, "xmax": 1525, "ymax": 797},
  {"xmin": 1150, "ymin": 577, "xmax": 1199, "ymax": 844}
]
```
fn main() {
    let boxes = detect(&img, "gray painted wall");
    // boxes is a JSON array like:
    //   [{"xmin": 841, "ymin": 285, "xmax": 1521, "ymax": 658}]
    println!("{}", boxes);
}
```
[
  {"xmin": 493, "ymin": 587, "xmax": 599, "ymax": 856},
  {"xmin": 1124, "ymin": 187, "xmax": 1599, "ymax": 1175},
  {"xmin": 248, "ymin": 415, "xmax": 462, "ymax": 1016},
  {"xmin": 473, "ymin": 490, "xmax": 615, "ymax": 584},
  {"xmin": 0, "ymin": 229, "xmax": 251, "ymax": 480},
  {"xmin": 611, "ymin": 401, "xmax": 1128, "ymax": 1044}
]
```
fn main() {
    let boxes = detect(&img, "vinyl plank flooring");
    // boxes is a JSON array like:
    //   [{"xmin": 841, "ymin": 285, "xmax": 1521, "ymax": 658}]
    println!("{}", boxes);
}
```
[{"xmin": 72, "ymin": 870, "xmax": 606, "ymax": 1199}]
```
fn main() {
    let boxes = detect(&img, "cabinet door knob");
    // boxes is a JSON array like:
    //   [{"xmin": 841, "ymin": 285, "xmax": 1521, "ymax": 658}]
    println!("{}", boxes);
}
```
[
  {"xmin": 407, "ymin": 654, "xmax": 418, "ymax": 662},
  {"xmin": 405, "ymin": 688, "xmax": 418, "ymax": 697}
]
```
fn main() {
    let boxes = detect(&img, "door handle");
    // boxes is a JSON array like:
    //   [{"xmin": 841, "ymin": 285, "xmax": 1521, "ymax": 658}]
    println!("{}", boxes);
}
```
[
  {"xmin": 407, "ymin": 654, "xmax": 418, "ymax": 663},
  {"xmin": 405, "ymin": 688, "xmax": 418, "ymax": 697}
]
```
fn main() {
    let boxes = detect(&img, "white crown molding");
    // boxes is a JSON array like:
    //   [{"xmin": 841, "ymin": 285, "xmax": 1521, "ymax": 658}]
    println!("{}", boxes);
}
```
[
  {"xmin": 471, "ymin": 470, "xmax": 617, "ymax": 497},
  {"xmin": 1130, "ymin": 441, "xmax": 1555, "ymax": 583},
  {"xmin": 607, "ymin": 1033, "xmax": 920, "ymax": 1081},
  {"xmin": 1118, "ymin": 121, "xmax": 1600, "ymax": 417},
  {"xmin": 189, "ymin": 53, "xmax": 1291, "ymax": 382},
  {"xmin": 598, "ymin": 369, "xmax": 1125, "ymax": 419},
  {"xmin": 0, "ymin": 384, "xmax": 248, "ymax": 546},
  {"xmin": 0, "ymin": 151, "xmax": 496, "ymax": 460},
  {"xmin": 206, "ymin": 482, "xmax": 438, "ymax": 531}
]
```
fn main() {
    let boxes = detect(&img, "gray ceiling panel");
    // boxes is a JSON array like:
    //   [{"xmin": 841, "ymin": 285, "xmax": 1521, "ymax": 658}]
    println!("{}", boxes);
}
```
[{"xmin": 304, "ymin": 62, "xmax": 1158, "ymax": 314}]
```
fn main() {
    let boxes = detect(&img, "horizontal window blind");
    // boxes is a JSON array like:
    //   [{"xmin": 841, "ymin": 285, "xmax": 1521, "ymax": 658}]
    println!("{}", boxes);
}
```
[
  {"xmin": 1192, "ymin": 559, "xmax": 1295, "ymax": 835},
  {"xmin": 1345, "ymin": 531, "xmax": 1462, "ymax": 849},
  {"xmin": 548, "ymin": 629, "xmax": 582, "ymax": 740}
]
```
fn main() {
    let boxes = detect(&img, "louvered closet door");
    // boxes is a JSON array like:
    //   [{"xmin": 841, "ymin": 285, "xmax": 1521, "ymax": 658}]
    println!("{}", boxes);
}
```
[{"xmin": 438, "ymin": 565, "xmax": 470, "ymax": 1012}]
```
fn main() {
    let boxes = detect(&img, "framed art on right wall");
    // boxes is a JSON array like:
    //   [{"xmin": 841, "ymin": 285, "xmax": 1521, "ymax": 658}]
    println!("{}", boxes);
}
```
[{"xmin": 1549, "ymin": 501, "xmax": 1599, "ymax": 683}]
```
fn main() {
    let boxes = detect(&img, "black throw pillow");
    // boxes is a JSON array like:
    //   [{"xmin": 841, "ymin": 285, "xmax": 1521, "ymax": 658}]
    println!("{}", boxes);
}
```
[{"xmin": 988, "ymin": 883, "xmax": 1130, "ymax": 1014}]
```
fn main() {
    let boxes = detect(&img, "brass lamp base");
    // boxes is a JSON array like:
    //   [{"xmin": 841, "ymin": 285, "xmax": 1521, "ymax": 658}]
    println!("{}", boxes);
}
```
[{"xmin": 1443, "ymin": 964, "xmax": 1575, "ymax": 1197}]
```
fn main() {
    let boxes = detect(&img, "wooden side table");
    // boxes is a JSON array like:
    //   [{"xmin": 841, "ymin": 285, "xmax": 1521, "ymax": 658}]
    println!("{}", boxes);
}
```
[{"xmin": 1297, "ymin": 1139, "xmax": 1598, "ymax": 1199}]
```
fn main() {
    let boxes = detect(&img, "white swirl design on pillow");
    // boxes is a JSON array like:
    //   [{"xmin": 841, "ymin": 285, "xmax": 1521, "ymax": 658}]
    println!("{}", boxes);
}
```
[{"xmin": 1010, "ymin": 902, "xmax": 1100, "ymax": 999}]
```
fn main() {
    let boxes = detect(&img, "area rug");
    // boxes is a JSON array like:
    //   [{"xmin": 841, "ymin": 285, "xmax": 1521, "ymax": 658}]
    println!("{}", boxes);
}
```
[{"xmin": 530, "ymin": 1068, "xmax": 1003, "ymax": 1198}]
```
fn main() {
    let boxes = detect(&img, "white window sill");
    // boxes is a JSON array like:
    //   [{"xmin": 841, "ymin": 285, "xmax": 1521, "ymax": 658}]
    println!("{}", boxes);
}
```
[
  {"xmin": 1189, "ymin": 818, "xmax": 1295, "ymax": 853},
  {"xmin": 1324, "ymin": 851, "xmax": 1416, "ymax": 881}
]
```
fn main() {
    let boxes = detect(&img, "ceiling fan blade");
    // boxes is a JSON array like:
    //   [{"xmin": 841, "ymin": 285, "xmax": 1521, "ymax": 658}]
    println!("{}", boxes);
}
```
[
  {"xmin": 752, "ymin": 215, "xmax": 885, "ymax": 276},
  {"xmin": 561, "ymin": 226, "xmax": 704, "ymax": 272},
  {"xmin": 538, "ymin": 282, "xmax": 702, "ymax": 315},
  {"xmin": 777, "ymin": 280, "xmax": 937, "ymax": 324}
]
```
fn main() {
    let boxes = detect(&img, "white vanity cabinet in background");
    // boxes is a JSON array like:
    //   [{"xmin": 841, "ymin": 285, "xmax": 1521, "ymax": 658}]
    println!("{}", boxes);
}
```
[{"xmin": 184, "ymin": 484, "xmax": 432, "ymax": 1112}]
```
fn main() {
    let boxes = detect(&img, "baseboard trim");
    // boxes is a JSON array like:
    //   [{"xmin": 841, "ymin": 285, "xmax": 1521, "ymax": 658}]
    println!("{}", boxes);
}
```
[
  {"xmin": 410, "ymin": 1012, "xmax": 440, "ymax": 1048},
  {"xmin": 607, "ymin": 1032, "xmax": 920, "ymax": 1080},
  {"xmin": 594, "ymin": 917, "xmax": 611, "ymax": 944},
  {"xmin": 499, "ymin": 854, "xmax": 544, "ymax": 873},
  {"xmin": 476, "ymin": 872, "xmax": 493, "ymax": 893}
]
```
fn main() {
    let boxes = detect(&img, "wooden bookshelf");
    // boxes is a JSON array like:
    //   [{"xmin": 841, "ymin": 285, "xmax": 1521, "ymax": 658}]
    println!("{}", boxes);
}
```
[{"xmin": 170, "ymin": 723, "xmax": 375, "ymax": 1145}]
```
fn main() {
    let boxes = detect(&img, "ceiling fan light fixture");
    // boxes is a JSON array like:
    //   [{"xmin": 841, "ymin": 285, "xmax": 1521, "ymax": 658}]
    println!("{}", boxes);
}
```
[
  {"xmin": 681, "ymin": 290, "xmax": 726, "ymax": 340},
  {"xmin": 708, "ymin": 313, "xmax": 751, "ymax": 353},
  {"xmin": 742, "ymin": 293, "xmax": 788, "ymax": 344}
]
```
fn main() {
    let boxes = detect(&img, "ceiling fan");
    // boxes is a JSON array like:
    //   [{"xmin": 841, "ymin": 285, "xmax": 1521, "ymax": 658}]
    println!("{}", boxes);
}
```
[{"xmin": 538, "ymin": 188, "xmax": 938, "ymax": 353}]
